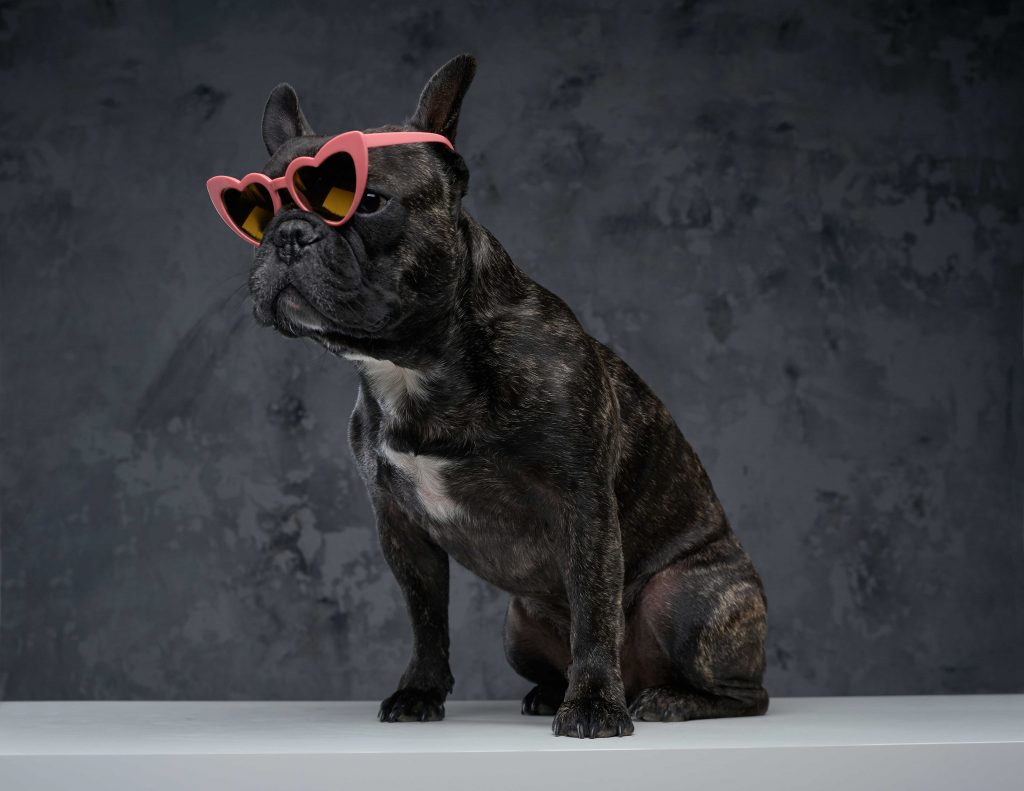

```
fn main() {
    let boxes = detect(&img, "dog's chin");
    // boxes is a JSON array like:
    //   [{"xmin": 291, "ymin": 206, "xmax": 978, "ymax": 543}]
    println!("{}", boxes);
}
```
[
  {"xmin": 272, "ymin": 286, "xmax": 330, "ymax": 336},
  {"xmin": 270, "ymin": 285, "xmax": 391, "ymax": 341}
]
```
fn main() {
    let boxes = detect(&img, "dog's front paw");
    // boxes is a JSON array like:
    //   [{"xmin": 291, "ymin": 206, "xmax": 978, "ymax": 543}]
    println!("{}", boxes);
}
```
[
  {"xmin": 551, "ymin": 695, "xmax": 634, "ymax": 738},
  {"xmin": 378, "ymin": 688, "xmax": 446, "ymax": 723}
]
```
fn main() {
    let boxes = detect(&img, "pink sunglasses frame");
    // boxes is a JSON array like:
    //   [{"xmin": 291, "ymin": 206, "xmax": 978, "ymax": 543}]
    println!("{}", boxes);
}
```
[{"xmin": 206, "ymin": 130, "xmax": 454, "ymax": 245}]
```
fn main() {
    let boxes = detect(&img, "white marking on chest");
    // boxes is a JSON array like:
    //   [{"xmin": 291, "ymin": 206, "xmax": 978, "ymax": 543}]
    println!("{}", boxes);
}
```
[
  {"xmin": 382, "ymin": 445, "xmax": 461, "ymax": 521},
  {"xmin": 344, "ymin": 354, "xmax": 426, "ymax": 412}
]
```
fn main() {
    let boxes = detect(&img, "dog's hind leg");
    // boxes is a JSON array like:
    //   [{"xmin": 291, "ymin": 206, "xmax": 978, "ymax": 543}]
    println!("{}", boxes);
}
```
[
  {"xmin": 504, "ymin": 596, "xmax": 571, "ymax": 715},
  {"xmin": 623, "ymin": 537, "xmax": 769, "ymax": 722}
]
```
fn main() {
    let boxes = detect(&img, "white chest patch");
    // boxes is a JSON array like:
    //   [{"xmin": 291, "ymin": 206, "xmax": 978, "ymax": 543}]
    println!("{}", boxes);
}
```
[
  {"xmin": 382, "ymin": 445, "xmax": 461, "ymax": 522},
  {"xmin": 344, "ymin": 354, "xmax": 426, "ymax": 412}
]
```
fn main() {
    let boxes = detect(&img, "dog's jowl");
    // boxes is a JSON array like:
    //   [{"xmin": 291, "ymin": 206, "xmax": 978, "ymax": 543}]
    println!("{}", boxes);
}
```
[{"xmin": 226, "ymin": 54, "xmax": 769, "ymax": 738}]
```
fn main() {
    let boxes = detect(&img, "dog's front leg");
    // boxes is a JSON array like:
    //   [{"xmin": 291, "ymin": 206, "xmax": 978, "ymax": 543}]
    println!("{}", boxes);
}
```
[
  {"xmin": 374, "ymin": 498, "xmax": 454, "ymax": 723},
  {"xmin": 552, "ymin": 488, "xmax": 635, "ymax": 738}
]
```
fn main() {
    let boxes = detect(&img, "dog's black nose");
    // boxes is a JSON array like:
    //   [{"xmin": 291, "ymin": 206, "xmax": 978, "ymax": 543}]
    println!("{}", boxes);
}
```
[{"xmin": 275, "ymin": 218, "xmax": 320, "ymax": 258}]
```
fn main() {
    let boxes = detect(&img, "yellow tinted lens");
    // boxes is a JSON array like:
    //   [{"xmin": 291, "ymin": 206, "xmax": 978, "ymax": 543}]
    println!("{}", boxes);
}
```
[
  {"xmin": 222, "ymin": 183, "xmax": 274, "ymax": 241},
  {"xmin": 294, "ymin": 152, "xmax": 356, "ymax": 221}
]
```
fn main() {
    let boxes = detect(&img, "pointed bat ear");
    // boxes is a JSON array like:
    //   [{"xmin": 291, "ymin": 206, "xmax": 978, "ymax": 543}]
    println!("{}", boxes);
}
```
[
  {"xmin": 261, "ymin": 83, "xmax": 315, "ymax": 155},
  {"xmin": 407, "ymin": 54, "xmax": 477, "ymax": 145}
]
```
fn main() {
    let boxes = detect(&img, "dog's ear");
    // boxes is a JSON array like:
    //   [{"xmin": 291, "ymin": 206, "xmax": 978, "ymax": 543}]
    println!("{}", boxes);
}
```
[
  {"xmin": 262, "ymin": 83, "xmax": 315, "ymax": 155},
  {"xmin": 408, "ymin": 54, "xmax": 476, "ymax": 145}
]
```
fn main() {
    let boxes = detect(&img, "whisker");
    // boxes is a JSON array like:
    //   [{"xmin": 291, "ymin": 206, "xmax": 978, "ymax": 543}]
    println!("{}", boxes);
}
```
[
  {"xmin": 212, "ymin": 268, "xmax": 250, "ymax": 288},
  {"xmin": 227, "ymin": 280, "xmax": 249, "ymax": 301}
]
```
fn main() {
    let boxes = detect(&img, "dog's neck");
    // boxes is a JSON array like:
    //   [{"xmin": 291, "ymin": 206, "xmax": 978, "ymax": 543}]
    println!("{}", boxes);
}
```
[{"xmin": 329, "ymin": 212, "xmax": 530, "ymax": 430}]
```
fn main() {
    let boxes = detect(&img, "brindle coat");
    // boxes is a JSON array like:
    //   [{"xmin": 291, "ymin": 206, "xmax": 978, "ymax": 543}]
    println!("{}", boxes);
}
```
[{"xmin": 245, "ymin": 55, "xmax": 768, "ymax": 738}]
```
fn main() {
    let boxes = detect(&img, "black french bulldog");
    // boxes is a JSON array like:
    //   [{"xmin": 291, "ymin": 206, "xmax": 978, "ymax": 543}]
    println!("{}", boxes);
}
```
[{"xmin": 245, "ymin": 54, "xmax": 768, "ymax": 738}]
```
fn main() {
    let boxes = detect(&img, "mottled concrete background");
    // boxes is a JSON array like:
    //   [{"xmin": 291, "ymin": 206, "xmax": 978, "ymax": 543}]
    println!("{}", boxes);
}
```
[{"xmin": 1, "ymin": 0, "xmax": 1022, "ymax": 701}]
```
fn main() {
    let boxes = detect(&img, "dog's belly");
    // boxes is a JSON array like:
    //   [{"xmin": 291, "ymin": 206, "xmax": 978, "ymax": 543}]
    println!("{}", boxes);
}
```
[{"xmin": 377, "ymin": 445, "xmax": 562, "ymax": 595}]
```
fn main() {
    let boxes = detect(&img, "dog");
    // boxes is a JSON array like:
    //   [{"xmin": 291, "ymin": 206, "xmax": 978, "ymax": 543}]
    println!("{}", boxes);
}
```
[{"xmin": 235, "ymin": 54, "xmax": 768, "ymax": 738}]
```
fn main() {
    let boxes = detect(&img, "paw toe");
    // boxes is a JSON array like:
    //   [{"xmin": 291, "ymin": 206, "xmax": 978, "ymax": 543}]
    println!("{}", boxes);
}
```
[
  {"xmin": 521, "ymin": 685, "xmax": 563, "ymax": 716},
  {"xmin": 551, "ymin": 696, "xmax": 634, "ymax": 738},
  {"xmin": 379, "ymin": 688, "xmax": 446, "ymax": 723},
  {"xmin": 628, "ymin": 686, "xmax": 687, "ymax": 722}
]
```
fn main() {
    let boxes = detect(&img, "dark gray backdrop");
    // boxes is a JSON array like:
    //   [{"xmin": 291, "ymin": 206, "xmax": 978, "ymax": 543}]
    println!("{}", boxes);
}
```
[{"xmin": 1, "ymin": 0, "xmax": 1022, "ymax": 700}]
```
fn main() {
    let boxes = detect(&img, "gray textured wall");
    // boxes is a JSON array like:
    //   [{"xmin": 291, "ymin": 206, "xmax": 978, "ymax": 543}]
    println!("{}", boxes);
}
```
[{"xmin": 1, "ymin": 0, "xmax": 1022, "ymax": 701}]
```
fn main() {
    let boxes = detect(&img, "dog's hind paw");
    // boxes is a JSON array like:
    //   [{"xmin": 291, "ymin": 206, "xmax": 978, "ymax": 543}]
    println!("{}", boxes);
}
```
[
  {"xmin": 378, "ymin": 688, "xmax": 446, "ymax": 723},
  {"xmin": 521, "ymin": 684, "xmax": 566, "ymax": 716}
]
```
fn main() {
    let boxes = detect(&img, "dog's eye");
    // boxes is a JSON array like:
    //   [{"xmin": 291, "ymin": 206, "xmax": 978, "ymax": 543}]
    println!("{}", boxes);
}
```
[{"xmin": 357, "ymin": 191, "xmax": 386, "ymax": 214}]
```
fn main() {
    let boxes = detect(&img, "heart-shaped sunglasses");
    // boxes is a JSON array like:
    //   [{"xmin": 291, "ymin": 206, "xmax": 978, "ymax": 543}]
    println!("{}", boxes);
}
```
[{"xmin": 206, "ymin": 130, "xmax": 454, "ymax": 245}]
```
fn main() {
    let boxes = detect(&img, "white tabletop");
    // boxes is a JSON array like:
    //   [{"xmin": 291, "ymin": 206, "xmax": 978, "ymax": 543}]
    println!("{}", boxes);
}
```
[{"xmin": 1, "ymin": 696, "xmax": 1022, "ymax": 789}]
